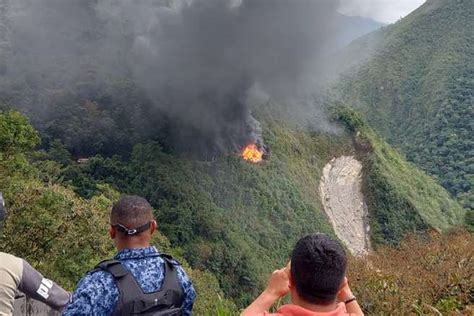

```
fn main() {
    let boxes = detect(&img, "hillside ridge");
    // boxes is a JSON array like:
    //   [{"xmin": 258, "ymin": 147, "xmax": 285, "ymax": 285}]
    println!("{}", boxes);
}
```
[{"xmin": 336, "ymin": 0, "xmax": 473, "ymax": 221}]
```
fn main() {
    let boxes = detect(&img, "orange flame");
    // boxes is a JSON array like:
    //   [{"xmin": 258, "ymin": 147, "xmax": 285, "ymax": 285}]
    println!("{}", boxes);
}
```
[{"xmin": 241, "ymin": 144, "xmax": 264, "ymax": 163}]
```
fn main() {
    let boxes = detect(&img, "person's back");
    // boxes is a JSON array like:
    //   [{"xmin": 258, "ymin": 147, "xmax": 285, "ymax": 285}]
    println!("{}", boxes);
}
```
[
  {"xmin": 241, "ymin": 234, "xmax": 364, "ymax": 316},
  {"xmin": 63, "ymin": 195, "xmax": 196, "ymax": 315},
  {"xmin": 0, "ymin": 252, "xmax": 70, "ymax": 315},
  {"xmin": 64, "ymin": 246, "xmax": 195, "ymax": 315}
]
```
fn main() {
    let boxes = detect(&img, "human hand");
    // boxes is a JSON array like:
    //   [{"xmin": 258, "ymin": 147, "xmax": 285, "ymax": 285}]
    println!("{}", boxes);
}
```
[
  {"xmin": 337, "ymin": 277, "xmax": 354, "ymax": 302},
  {"xmin": 264, "ymin": 265, "xmax": 290, "ymax": 299}
]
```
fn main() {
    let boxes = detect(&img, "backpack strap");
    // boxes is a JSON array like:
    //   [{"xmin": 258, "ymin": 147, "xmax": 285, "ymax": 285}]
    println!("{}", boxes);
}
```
[
  {"xmin": 160, "ymin": 254, "xmax": 183, "ymax": 299},
  {"xmin": 96, "ymin": 259, "xmax": 128, "ymax": 277},
  {"xmin": 160, "ymin": 254, "xmax": 184, "ymax": 307},
  {"xmin": 96, "ymin": 259, "xmax": 144, "ymax": 315}
]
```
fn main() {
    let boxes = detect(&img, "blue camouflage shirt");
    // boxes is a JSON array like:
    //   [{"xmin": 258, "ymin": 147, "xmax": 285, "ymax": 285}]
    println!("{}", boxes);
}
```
[{"xmin": 62, "ymin": 246, "xmax": 196, "ymax": 315}]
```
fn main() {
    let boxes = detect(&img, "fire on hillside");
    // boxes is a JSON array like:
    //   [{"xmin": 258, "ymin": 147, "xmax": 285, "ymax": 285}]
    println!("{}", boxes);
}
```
[{"xmin": 241, "ymin": 144, "xmax": 266, "ymax": 163}]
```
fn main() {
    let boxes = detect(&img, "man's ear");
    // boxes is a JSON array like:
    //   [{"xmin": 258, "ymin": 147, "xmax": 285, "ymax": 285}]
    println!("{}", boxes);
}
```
[
  {"xmin": 288, "ymin": 269, "xmax": 295, "ymax": 289},
  {"xmin": 150, "ymin": 220, "xmax": 157, "ymax": 235},
  {"xmin": 109, "ymin": 225, "xmax": 116, "ymax": 239}
]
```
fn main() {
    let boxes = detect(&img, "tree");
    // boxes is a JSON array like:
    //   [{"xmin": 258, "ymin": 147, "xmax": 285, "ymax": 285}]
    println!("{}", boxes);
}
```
[{"xmin": 0, "ymin": 110, "xmax": 39, "ymax": 156}]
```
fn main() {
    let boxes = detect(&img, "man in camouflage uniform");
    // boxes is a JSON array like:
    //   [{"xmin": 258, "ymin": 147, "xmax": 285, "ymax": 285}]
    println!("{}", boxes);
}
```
[{"xmin": 63, "ymin": 195, "xmax": 196, "ymax": 315}]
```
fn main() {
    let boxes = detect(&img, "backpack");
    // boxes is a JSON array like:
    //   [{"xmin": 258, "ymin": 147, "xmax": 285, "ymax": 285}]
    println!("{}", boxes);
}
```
[{"xmin": 95, "ymin": 254, "xmax": 184, "ymax": 316}]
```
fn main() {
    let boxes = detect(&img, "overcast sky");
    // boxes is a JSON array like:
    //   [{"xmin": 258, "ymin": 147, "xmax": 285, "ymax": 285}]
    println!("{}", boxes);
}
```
[{"xmin": 338, "ymin": 0, "xmax": 426, "ymax": 24}]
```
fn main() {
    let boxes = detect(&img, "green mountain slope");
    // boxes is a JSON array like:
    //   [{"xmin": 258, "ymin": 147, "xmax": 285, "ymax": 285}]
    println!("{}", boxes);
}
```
[
  {"xmin": 57, "ymin": 104, "xmax": 464, "ymax": 305},
  {"xmin": 337, "ymin": 0, "xmax": 473, "ymax": 219},
  {"xmin": 0, "ymin": 111, "xmax": 236, "ymax": 314},
  {"xmin": 336, "ymin": 107, "xmax": 465, "ymax": 244},
  {"xmin": 1, "ymin": 100, "xmax": 465, "ymax": 309},
  {"xmin": 62, "ymin": 116, "xmax": 348, "ymax": 305}
]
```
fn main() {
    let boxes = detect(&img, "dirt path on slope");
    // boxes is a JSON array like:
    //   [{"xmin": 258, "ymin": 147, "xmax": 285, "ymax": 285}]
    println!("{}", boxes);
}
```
[{"xmin": 319, "ymin": 156, "xmax": 371, "ymax": 256}]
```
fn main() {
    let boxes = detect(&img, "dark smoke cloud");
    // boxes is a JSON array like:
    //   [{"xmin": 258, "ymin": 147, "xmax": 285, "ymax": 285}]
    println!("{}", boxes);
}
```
[{"xmin": 1, "ymin": 0, "xmax": 341, "ymax": 156}]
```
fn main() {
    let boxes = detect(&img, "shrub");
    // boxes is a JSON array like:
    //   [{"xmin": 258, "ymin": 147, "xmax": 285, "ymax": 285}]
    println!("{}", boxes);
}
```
[{"xmin": 348, "ymin": 230, "xmax": 473, "ymax": 315}]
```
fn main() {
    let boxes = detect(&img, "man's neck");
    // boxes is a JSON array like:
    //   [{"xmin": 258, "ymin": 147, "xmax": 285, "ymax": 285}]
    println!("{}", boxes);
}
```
[
  {"xmin": 292, "ymin": 296, "xmax": 339, "ymax": 313},
  {"xmin": 116, "ymin": 245, "xmax": 149, "ymax": 251},
  {"xmin": 116, "ymin": 239, "xmax": 151, "ymax": 251}
]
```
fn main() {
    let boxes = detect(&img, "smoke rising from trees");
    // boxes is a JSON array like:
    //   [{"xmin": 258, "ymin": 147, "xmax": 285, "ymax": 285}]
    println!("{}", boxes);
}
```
[{"xmin": 1, "ymin": 0, "xmax": 342, "ymax": 157}]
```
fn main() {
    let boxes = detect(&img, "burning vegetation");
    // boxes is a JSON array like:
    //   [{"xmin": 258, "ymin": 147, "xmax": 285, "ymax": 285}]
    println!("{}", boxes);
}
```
[{"xmin": 241, "ymin": 144, "xmax": 265, "ymax": 163}]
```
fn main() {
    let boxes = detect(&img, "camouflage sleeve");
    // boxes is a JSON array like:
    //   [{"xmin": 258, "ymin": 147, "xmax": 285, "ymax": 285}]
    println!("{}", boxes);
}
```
[
  {"xmin": 176, "ymin": 265, "xmax": 197, "ymax": 316},
  {"xmin": 18, "ymin": 260, "xmax": 71, "ymax": 311},
  {"xmin": 62, "ymin": 270, "xmax": 118, "ymax": 316}
]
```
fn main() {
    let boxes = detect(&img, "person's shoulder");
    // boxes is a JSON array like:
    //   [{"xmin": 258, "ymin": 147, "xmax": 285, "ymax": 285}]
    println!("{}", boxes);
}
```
[
  {"xmin": 157, "ymin": 253, "xmax": 194, "ymax": 290},
  {"xmin": 0, "ymin": 252, "xmax": 23, "ymax": 277},
  {"xmin": 0, "ymin": 252, "xmax": 22, "ymax": 265},
  {"xmin": 160, "ymin": 253, "xmax": 180, "ymax": 264},
  {"xmin": 87, "ymin": 264, "xmax": 115, "ymax": 279},
  {"xmin": 127, "ymin": 252, "xmax": 180, "ymax": 271},
  {"xmin": 64, "ymin": 264, "xmax": 118, "ymax": 315},
  {"xmin": 76, "ymin": 265, "xmax": 115, "ymax": 291},
  {"xmin": 162, "ymin": 254, "xmax": 187, "ymax": 272}
]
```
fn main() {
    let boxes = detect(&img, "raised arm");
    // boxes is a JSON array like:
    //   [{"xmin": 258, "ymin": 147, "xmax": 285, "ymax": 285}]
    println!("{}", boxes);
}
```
[
  {"xmin": 241, "ymin": 266, "xmax": 290, "ymax": 316},
  {"xmin": 337, "ymin": 277, "xmax": 364, "ymax": 316}
]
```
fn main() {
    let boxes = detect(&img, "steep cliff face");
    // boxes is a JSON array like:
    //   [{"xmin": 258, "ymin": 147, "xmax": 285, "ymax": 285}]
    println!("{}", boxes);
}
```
[{"xmin": 320, "ymin": 156, "xmax": 371, "ymax": 256}]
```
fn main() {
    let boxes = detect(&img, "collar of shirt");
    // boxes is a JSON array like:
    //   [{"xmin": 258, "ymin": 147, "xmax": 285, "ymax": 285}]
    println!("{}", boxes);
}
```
[
  {"xmin": 114, "ymin": 246, "xmax": 159, "ymax": 260},
  {"xmin": 272, "ymin": 303, "xmax": 349, "ymax": 316}
]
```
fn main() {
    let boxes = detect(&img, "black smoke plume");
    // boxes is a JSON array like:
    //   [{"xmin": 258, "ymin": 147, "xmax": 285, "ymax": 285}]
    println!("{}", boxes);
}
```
[{"xmin": 1, "ymin": 0, "xmax": 341, "ymax": 157}]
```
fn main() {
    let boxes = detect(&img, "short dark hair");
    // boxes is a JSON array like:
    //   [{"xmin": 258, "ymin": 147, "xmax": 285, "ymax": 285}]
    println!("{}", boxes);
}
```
[
  {"xmin": 290, "ymin": 233, "xmax": 347, "ymax": 304},
  {"xmin": 110, "ymin": 195, "xmax": 154, "ymax": 231}
]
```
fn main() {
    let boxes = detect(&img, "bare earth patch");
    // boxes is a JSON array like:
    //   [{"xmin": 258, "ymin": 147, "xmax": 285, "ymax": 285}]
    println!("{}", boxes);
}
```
[{"xmin": 319, "ymin": 156, "xmax": 371, "ymax": 256}]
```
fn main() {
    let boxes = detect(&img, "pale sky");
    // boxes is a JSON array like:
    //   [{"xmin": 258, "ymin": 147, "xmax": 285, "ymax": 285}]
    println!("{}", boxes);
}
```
[{"xmin": 338, "ymin": 0, "xmax": 426, "ymax": 24}]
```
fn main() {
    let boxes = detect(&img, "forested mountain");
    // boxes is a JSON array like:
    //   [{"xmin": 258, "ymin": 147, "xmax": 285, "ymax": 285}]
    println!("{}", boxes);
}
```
[
  {"xmin": 337, "ymin": 0, "xmax": 473, "ymax": 222},
  {"xmin": 0, "ymin": 0, "xmax": 471, "ymax": 314},
  {"xmin": 0, "ymin": 105, "xmax": 465, "ymax": 311}
]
